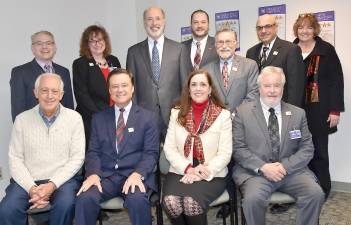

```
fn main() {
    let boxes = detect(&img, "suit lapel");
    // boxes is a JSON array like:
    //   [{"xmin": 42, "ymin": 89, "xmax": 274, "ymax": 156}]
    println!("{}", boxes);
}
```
[
  {"xmin": 31, "ymin": 59, "xmax": 45, "ymax": 74},
  {"xmin": 280, "ymin": 102, "xmax": 291, "ymax": 151},
  {"xmin": 252, "ymin": 100, "xmax": 272, "ymax": 149},
  {"xmin": 117, "ymin": 103, "xmax": 138, "ymax": 153},
  {"xmin": 106, "ymin": 107, "xmax": 118, "ymax": 157},
  {"xmin": 227, "ymin": 56, "xmax": 240, "ymax": 93},
  {"xmin": 140, "ymin": 39, "xmax": 155, "ymax": 83},
  {"xmin": 265, "ymin": 37, "xmax": 281, "ymax": 66},
  {"xmin": 213, "ymin": 61, "xmax": 227, "ymax": 97},
  {"xmin": 200, "ymin": 37, "xmax": 214, "ymax": 67},
  {"xmin": 253, "ymin": 44, "xmax": 263, "ymax": 65}
]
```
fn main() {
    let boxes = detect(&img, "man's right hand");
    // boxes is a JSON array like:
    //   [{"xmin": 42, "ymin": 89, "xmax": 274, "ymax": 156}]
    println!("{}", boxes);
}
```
[
  {"xmin": 77, "ymin": 174, "xmax": 102, "ymax": 196},
  {"xmin": 260, "ymin": 162, "xmax": 287, "ymax": 182},
  {"xmin": 29, "ymin": 185, "xmax": 49, "ymax": 209}
]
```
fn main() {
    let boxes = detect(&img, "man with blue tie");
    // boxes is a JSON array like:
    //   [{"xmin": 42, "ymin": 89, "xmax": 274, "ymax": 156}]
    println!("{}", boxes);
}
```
[
  {"xmin": 75, "ymin": 68, "xmax": 159, "ymax": 225},
  {"xmin": 10, "ymin": 31, "xmax": 74, "ymax": 121}
]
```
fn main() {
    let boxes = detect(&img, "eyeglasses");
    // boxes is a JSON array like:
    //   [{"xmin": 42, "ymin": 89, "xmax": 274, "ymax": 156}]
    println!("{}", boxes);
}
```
[
  {"xmin": 216, "ymin": 40, "xmax": 236, "ymax": 46},
  {"xmin": 89, "ymin": 39, "xmax": 105, "ymax": 45},
  {"xmin": 32, "ymin": 41, "xmax": 55, "ymax": 47},
  {"xmin": 256, "ymin": 23, "xmax": 276, "ymax": 31},
  {"xmin": 39, "ymin": 88, "xmax": 61, "ymax": 96}
]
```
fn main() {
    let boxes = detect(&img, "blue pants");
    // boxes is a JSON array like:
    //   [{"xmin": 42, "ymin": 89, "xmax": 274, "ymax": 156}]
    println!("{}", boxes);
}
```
[
  {"xmin": 75, "ymin": 174, "xmax": 152, "ymax": 225},
  {"xmin": 0, "ymin": 177, "xmax": 81, "ymax": 225}
]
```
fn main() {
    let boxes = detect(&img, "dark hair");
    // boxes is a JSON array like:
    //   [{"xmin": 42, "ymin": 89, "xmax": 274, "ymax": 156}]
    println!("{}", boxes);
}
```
[
  {"xmin": 107, "ymin": 68, "xmax": 134, "ymax": 88},
  {"xmin": 79, "ymin": 25, "xmax": 112, "ymax": 58},
  {"xmin": 175, "ymin": 69, "xmax": 225, "ymax": 126},
  {"xmin": 293, "ymin": 13, "xmax": 321, "ymax": 37},
  {"xmin": 191, "ymin": 9, "xmax": 209, "ymax": 23}
]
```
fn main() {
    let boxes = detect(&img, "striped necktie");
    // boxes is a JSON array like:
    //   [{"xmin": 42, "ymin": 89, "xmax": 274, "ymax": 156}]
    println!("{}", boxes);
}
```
[
  {"xmin": 222, "ymin": 61, "xmax": 229, "ymax": 90},
  {"xmin": 116, "ymin": 108, "xmax": 126, "ymax": 146},
  {"xmin": 193, "ymin": 41, "xmax": 201, "ymax": 70}
]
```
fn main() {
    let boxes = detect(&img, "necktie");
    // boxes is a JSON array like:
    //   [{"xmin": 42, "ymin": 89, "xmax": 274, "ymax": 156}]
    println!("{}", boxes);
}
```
[
  {"xmin": 222, "ymin": 61, "xmax": 229, "ymax": 90},
  {"xmin": 151, "ymin": 40, "xmax": 160, "ymax": 81},
  {"xmin": 44, "ymin": 64, "xmax": 52, "ymax": 73},
  {"xmin": 259, "ymin": 46, "xmax": 269, "ymax": 71},
  {"xmin": 193, "ymin": 41, "xmax": 201, "ymax": 70},
  {"xmin": 116, "ymin": 108, "xmax": 126, "ymax": 147},
  {"xmin": 268, "ymin": 108, "xmax": 280, "ymax": 161}
]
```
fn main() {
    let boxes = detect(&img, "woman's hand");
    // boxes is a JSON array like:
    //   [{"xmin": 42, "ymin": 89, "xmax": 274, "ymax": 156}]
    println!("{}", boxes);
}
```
[{"xmin": 180, "ymin": 174, "xmax": 202, "ymax": 184}]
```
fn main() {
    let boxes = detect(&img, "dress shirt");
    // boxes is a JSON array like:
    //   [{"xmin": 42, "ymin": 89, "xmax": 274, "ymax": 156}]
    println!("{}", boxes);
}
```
[
  {"xmin": 35, "ymin": 58, "xmax": 54, "ymax": 72},
  {"xmin": 220, "ymin": 56, "xmax": 234, "ymax": 74},
  {"xmin": 148, "ymin": 35, "xmax": 165, "ymax": 65},
  {"xmin": 190, "ymin": 35, "xmax": 208, "ymax": 66},
  {"xmin": 260, "ymin": 98, "xmax": 282, "ymax": 139},
  {"xmin": 39, "ymin": 104, "xmax": 60, "ymax": 128},
  {"xmin": 260, "ymin": 37, "xmax": 277, "ymax": 58}
]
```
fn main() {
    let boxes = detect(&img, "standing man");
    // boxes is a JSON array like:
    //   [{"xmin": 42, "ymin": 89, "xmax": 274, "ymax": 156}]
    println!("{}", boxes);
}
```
[
  {"xmin": 246, "ymin": 14, "xmax": 305, "ymax": 107},
  {"xmin": 232, "ymin": 66, "xmax": 324, "ymax": 225},
  {"xmin": 126, "ymin": 6, "xmax": 188, "ymax": 139},
  {"xmin": 75, "ymin": 69, "xmax": 159, "ymax": 225},
  {"xmin": 203, "ymin": 28, "xmax": 259, "ymax": 113},
  {"xmin": 183, "ymin": 9, "xmax": 218, "ymax": 73},
  {"xmin": 0, "ymin": 73, "xmax": 85, "ymax": 225},
  {"xmin": 10, "ymin": 31, "xmax": 74, "ymax": 121}
]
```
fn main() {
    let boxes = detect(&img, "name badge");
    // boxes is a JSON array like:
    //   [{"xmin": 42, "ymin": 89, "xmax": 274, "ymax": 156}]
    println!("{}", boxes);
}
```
[
  {"xmin": 128, "ymin": 127, "xmax": 134, "ymax": 133},
  {"xmin": 232, "ymin": 66, "xmax": 238, "ymax": 71},
  {"xmin": 89, "ymin": 62, "xmax": 94, "ymax": 67},
  {"xmin": 273, "ymin": 51, "xmax": 278, "ymax": 55},
  {"xmin": 289, "ymin": 130, "xmax": 301, "ymax": 139}
]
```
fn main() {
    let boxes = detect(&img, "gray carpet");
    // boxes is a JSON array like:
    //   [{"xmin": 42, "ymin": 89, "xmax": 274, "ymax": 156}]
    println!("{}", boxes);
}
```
[{"xmin": 29, "ymin": 191, "xmax": 351, "ymax": 225}]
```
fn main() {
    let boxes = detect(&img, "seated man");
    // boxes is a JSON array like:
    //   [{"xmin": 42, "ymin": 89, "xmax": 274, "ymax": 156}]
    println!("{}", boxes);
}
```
[
  {"xmin": 0, "ymin": 73, "xmax": 85, "ymax": 225},
  {"xmin": 75, "ymin": 68, "xmax": 159, "ymax": 225},
  {"xmin": 232, "ymin": 66, "xmax": 324, "ymax": 225}
]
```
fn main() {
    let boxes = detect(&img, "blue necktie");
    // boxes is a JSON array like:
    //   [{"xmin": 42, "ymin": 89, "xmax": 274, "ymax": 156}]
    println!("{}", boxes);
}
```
[{"xmin": 152, "ymin": 40, "xmax": 160, "ymax": 81}]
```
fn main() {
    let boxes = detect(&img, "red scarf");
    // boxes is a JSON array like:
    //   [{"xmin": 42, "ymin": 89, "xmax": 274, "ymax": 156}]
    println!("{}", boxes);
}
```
[
  {"xmin": 306, "ymin": 55, "xmax": 320, "ymax": 103},
  {"xmin": 183, "ymin": 100, "xmax": 222, "ymax": 164}
]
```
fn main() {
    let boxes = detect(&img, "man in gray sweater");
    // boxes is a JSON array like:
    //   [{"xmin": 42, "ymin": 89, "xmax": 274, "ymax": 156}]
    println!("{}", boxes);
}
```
[{"xmin": 0, "ymin": 73, "xmax": 85, "ymax": 225}]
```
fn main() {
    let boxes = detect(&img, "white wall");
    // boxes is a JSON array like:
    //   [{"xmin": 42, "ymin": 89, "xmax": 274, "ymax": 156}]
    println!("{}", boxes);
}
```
[
  {"xmin": 157, "ymin": 0, "xmax": 351, "ymax": 183},
  {"xmin": 0, "ymin": 0, "xmax": 350, "ymax": 198}
]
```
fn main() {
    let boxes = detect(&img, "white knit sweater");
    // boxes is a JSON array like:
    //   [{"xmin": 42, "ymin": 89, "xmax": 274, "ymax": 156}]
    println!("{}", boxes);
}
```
[{"xmin": 9, "ymin": 104, "xmax": 85, "ymax": 192}]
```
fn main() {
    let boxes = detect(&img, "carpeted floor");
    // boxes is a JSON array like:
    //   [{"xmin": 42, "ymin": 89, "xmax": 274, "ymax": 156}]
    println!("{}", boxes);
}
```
[{"xmin": 29, "ymin": 191, "xmax": 351, "ymax": 225}]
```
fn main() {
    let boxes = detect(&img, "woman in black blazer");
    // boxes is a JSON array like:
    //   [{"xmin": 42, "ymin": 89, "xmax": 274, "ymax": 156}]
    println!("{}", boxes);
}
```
[
  {"xmin": 293, "ymin": 14, "xmax": 345, "ymax": 198},
  {"xmin": 73, "ymin": 25, "xmax": 121, "ymax": 144}
]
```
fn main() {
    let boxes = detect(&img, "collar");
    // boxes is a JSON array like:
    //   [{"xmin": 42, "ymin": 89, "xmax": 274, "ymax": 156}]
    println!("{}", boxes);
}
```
[
  {"xmin": 35, "ymin": 58, "xmax": 53, "ymax": 69},
  {"xmin": 220, "ymin": 55, "xmax": 234, "ymax": 65},
  {"xmin": 148, "ymin": 35, "xmax": 165, "ymax": 46},
  {"xmin": 39, "ymin": 104, "xmax": 61, "ymax": 127},
  {"xmin": 262, "ymin": 36, "xmax": 277, "ymax": 49},
  {"xmin": 114, "ymin": 100, "xmax": 133, "ymax": 114},
  {"xmin": 260, "ymin": 98, "xmax": 281, "ymax": 115},
  {"xmin": 192, "ymin": 35, "xmax": 208, "ymax": 46}
]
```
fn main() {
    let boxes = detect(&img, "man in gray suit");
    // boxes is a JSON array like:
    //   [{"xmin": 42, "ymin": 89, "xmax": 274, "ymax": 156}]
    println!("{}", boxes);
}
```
[
  {"xmin": 126, "ymin": 6, "xmax": 187, "ymax": 139},
  {"xmin": 203, "ymin": 28, "xmax": 258, "ymax": 113},
  {"xmin": 183, "ymin": 9, "xmax": 218, "ymax": 73},
  {"xmin": 232, "ymin": 66, "xmax": 324, "ymax": 225}
]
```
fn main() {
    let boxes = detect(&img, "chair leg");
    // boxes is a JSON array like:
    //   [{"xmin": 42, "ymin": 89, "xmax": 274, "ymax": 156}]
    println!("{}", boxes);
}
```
[
  {"xmin": 98, "ymin": 210, "xmax": 103, "ymax": 225},
  {"xmin": 241, "ymin": 206, "xmax": 246, "ymax": 225},
  {"xmin": 156, "ymin": 201, "xmax": 163, "ymax": 225},
  {"xmin": 230, "ymin": 197, "xmax": 235, "ymax": 225}
]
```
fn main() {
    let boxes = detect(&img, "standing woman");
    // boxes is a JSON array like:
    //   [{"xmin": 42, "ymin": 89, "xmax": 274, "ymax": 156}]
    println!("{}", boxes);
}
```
[
  {"xmin": 73, "ymin": 25, "xmax": 121, "ymax": 143},
  {"xmin": 293, "ymin": 14, "xmax": 345, "ymax": 198},
  {"xmin": 162, "ymin": 70, "xmax": 232, "ymax": 224}
]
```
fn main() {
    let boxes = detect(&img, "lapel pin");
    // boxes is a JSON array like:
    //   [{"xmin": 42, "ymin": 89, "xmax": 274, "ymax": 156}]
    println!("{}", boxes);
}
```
[
  {"xmin": 232, "ymin": 67, "xmax": 238, "ymax": 71},
  {"xmin": 128, "ymin": 127, "xmax": 134, "ymax": 133},
  {"xmin": 286, "ymin": 111, "xmax": 292, "ymax": 116},
  {"xmin": 89, "ymin": 62, "xmax": 94, "ymax": 66},
  {"xmin": 273, "ymin": 51, "xmax": 278, "ymax": 55}
]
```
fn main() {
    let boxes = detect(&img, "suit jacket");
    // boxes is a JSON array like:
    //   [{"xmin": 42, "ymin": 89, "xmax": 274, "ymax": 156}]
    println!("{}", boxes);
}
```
[
  {"xmin": 164, "ymin": 108, "xmax": 232, "ymax": 181},
  {"xmin": 182, "ymin": 36, "xmax": 218, "ymax": 74},
  {"xmin": 293, "ymin": 36, "xmax": 345, "ymax": 135},
  {"xmin": 126, "ymin": 37, "xmax": 188, "ymax": 136},
  {"xmin": 232, "ymin": 99, "xmax": 314, "ymax": 185},
  {"xmin": 10, "ymin": 59, "xmax": 74, "ymax": 121},
  {"xmin": 85, "ymin": 103, "xmax": 159, "ymax": 191},
  {"xmin": 72, "ymin": 55, "xmax": 121, "ymax": 137},
  {"xmin": 246, "ymin": 37, "xmax": 305, "ymax": 107},
  {"xmin": 203, "ymin": 55, "xmax": 259, "ymax": 112}
]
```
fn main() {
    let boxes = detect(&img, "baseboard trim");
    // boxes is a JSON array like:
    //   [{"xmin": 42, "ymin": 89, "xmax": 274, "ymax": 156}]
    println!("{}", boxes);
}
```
[{"xmin": 331, "ymin": 181, "xmax": 351, "ymax": 193}]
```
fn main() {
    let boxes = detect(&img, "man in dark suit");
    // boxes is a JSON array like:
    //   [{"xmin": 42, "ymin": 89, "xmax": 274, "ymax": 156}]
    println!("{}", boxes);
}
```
[
  {"xmin": 232, "ymin": 66, "xmax": 324, "ymax": 225},
  {"xmin": 75, "ymin": 68, "xmax": 159, "ymax": 225},
  {"xmin": 182, "ymin": 9, "xmax": 218, "ymax": 73},
  {"xmin": 10, "ymin": 31, "xmax": 74, "ymax": 121},
  {"xmin": 246, "ymin": 14, "xmax": 305, "ymax": 107},
  {"xmin": 126, "ymin": 6, "xmax": 187, "ymax": 139}
]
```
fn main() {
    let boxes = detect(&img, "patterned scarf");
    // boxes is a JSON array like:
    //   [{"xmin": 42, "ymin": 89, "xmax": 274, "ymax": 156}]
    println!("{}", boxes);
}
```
[
  {"xmin": 306, "ymin": 55, "xmax": 320, "ymax": 103},
  {"xmin": 183, "ymin": 101, "xmax": 222, "ymax": 164}
]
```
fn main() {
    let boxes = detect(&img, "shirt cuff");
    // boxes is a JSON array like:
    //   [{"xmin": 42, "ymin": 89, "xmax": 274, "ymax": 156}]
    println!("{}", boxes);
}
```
[{"xmin": 330, "ymin": 111, "xmax": 340, "ymax": 116}]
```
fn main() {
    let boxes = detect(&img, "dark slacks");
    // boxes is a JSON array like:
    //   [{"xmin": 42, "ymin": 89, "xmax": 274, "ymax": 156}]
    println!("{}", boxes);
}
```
[
  {"xmin": 0, "ymin": 177, "xmax": 81, "ymax": 225},
  {"xmin": 75, "ymin": 174, "xmax": 151, "ymax": 225},
  {"xmin": 308, "ymin": 133, "xmax": 331, "ymax": 197}
]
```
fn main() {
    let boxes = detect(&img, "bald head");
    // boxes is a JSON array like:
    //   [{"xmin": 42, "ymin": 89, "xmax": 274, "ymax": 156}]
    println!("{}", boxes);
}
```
[{"xmin": 256, "ymin": 14, "xmax": 278, "ymax": 45}]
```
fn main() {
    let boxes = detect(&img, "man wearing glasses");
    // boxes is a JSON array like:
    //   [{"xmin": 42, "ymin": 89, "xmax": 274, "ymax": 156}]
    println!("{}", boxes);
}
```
[
  {"xmin": 10, "ymin": 30, "xmax": 74, "ymax": 121},
  {"xmin": 246, "ymin": 14, "xmax": 305, "ymax": 108}
]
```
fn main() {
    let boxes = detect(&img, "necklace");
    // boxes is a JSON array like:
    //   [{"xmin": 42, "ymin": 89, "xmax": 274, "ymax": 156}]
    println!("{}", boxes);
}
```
[{"xmin": 96, "ymin": 61, "xmax": 108, "ymax": 67}]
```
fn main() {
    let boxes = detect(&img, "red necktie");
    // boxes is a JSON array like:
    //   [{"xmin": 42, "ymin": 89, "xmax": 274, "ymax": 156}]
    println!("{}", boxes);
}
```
[
  {"xmin": 193, "ymin": 41, "xmax": 201, "ymax": 70},
  {"xmin": 222, "ymin": 61, "xmax": 229, "ymax": 90},
  {"xmin": 116, "ymin": 108, "xmax": 126, "ymax": 146}
]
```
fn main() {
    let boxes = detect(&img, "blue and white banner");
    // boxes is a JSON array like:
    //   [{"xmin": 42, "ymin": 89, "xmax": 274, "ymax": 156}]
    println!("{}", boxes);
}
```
[
  {"xmin": 215, "ymin": 10, "xmax": 240, "ymax": 50},
  {"xmin": 259, "ymin": 4, "xmax": 286, "ymax": 39},
  {"xmin": 314, "ymin": 11, "xmax": 335, "ymax": 46},
  {"xmin": 180, "ymin": 26, "xmax": 192, "ymax": 42}
]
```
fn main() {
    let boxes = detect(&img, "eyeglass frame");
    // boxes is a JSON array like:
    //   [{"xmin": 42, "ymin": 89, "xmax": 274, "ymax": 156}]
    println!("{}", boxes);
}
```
[
  {"xmin": 256, "ymin": 23, "xmax": 276, "ymax": 31},
  {"xmin": 32, "ymin": 41, "xmax": 55, "ymax": 47}
]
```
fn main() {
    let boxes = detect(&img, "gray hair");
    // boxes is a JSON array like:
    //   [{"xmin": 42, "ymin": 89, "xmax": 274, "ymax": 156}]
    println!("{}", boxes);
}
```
[
  {"xmin": 257, "ymin": 66, "xmax": 286, "ymax": 86},
  {"xmin": 143, "ymin": 6, "xmax": 165, "ymax": 20},
  {"xmin": 215, "ymin": 28, "xmax": 238, "ymax": 41},
  {"xmin": 34, "ymin": 73, "xmax": 64, "ymax": 92},
  {"xmin": 31, "ymin": 31, "xmax": 55, "ymax": 44}
]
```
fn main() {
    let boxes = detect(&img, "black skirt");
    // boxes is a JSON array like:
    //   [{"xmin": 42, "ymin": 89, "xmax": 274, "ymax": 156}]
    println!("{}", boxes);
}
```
[{"xmin": 162, "ymin": 172, "xmax": 226, "ymax": 210}]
